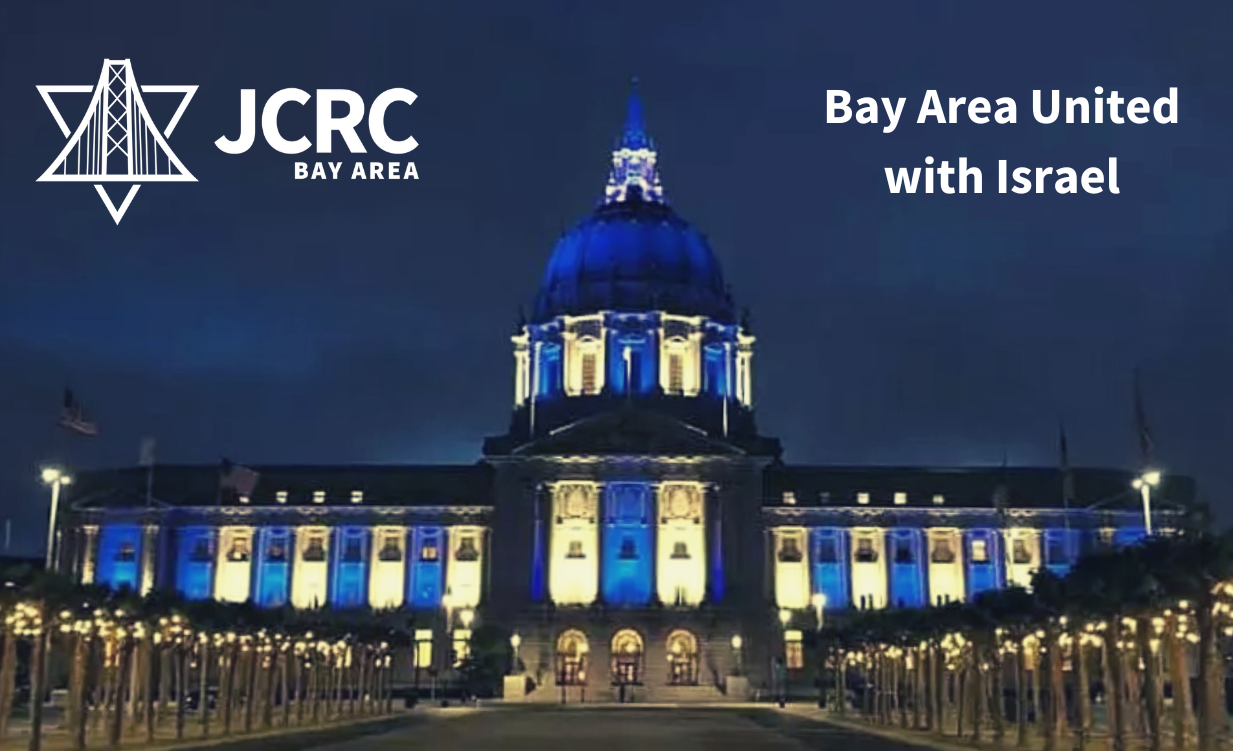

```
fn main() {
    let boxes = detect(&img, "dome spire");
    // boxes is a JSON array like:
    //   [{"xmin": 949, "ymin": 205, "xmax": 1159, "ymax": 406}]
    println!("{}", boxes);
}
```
[{"xmin": 604, "ymin": 78, "xmax": 665, "ymax": 204}]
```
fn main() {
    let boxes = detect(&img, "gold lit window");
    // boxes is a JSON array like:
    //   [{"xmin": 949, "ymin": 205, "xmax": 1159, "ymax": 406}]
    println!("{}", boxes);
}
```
[
  {"xmin": 379, "ymin": 533, "xmax": 402, "ymax": 562},
  {"xmin": 931, "ymin": 538, "xmax": 955, "ymax": 564},
  {"xmin": 785, "ymin": 630, "xmax": 804, "ymax": 670},
  {"xmin": 276, "ymin": 491, "xmax": 288, "ymax": 504},
  {"xmin": 303, "ymin": 535, "xmax": 327, "ymax": 562},
  {"xmin": 778, "ymin": 536, "xmax": 803, "ymax": 563},
  {"xmin": 227, "ymin": 536, "xmax": 251, "ymax": 562},
  {"xmin": 668, "ymin": 352, "xmax": 684, "ymax": 394},
  {"xmin": 894, "ymin": 492, "xmax": 907, "ymax": 505},
  {"xmin": 313, "ymin": 491, "xmax": 325, "ymax": 504},
  {"xmin": 420, "ymin": 542, "xmax": 439, "ymax": 561},
  {"xmin": 455, "ymin": 535, "xmax": 480, "ymax": 561},
  {"xmin": 414, "ymin": 629, "xmax": 433, "ymax": 669},
  {"xmin": 1013, "ymin": 539, "xmax": 1032, "ymax": 565},
  {"xmin": 566, "ymin": 540, "xmax": 585, "ymax": 559},
  {"xmin": 351, "ymin": 490, "xmax": 363, "ymax": 504},
  {"xmin": 972, "ymin": 539, "xmax": 989, "ymax": 563},
  {"xmin": 855, "ymin": 537, "xmax": 878, "ymax": 563},
  {"xmin": 857, "ymin": 492, "xmax": 870, "ymax": 505},
  {"xmin": 581, "ymin": 352, "xmax": 597, "ymax": 395},
  {"xmin": 452, "ymin": 629, "xmax": 471, "ymax": 666}
]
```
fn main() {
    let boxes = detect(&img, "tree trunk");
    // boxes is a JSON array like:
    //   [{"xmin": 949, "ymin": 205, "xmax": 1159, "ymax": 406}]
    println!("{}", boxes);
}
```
[
  {"xmin": 175, "ymin": 650, "xmax": 187, "ymax": 740},
  {"xmin": 295, "ymin": 656, "xmax": 307, "ymax": 726},
  {"xmin": 1167, "ymin": 614, "xmax": 1194, "ymax": 751},
  {"xmin": 1139, "ymin": 617, "xmax": 1165, "ymax": 751},
  {"xmin": 281, "ymin": 650, "xmax": 291, "ymax": 727},
  {"xmin": 1195, "ymin": 596, "xmax": 1224, "ymax": 751},
  {"xmin": 1045, "ymin": 627, "xmax": 1065, "ymax": 751},
  {"xmin": 1030, "ymin": 649, "xmax": 1042, "ymax": 741},
  {"xmin": 221, "ymin": 647, "xmax": 238, "ymax": 735},
  {"xmin": 898, "ymin": 655, "xmax": 909, "ymax": 729},
  {"xmin": 933, "ymin": 645, "xmax": 945, "ymax": 734},
  {"xmin": 957, "ymin": 663, "xmax": 967, "ymax": 739},
  {"xmin": 1074, "ymin": 634, "xmax": 1091, "ymax": 751},
  {"xmin": 198, "ymin": 640, "xmax": 210, "ymax": 738},
  {"xmin": 69, "ymin": 633, "xmax": 90, "ymax": 751},
  {"xmin": 1016, "ymin": 640, "xmax": 1030, "ymax": 748},
  {"xmin": 310, "ymin": 660, "xmax": 322, "ymax": 724},
  {"xmin": 158, "ymin": 645, "xmax": 172, "ymax": 735},
  {"xmin": 971, "ymin": 656, "xmax": 985, "ymax": 744},
  {"xmin": 26, "ymin": 628, "xmax": 48, "ymax": 751},
  {"xmin": 109, "ymin": 638, "xmax": 133, "ymax": 750},
  {"xmin": 913, "ymin": 649, "xmax": 923, "ymax": 730},
  {"xmin": 144, "ymin": 642, "xmax": 157, "ymax": 743},
  {"xmin": 263, "ymin": 652, "xmax": 277, "ymax": 728},
  {"xmin": 836, "ymin": 653, "xmax": 847, "ymax": 718},
  {"xmin": 243, "ymin": 648, "xmax": 258, "ymax": 733},
  {"xmin": 992, "ymin": 640, "xmax": 1006, "ymax": 746},
  {"xmin": 1107, "ymin": 631, "xmax": 1129, "ymax": 751},
  {"xmin": 0, "ymin": 633, "xmax": 19, "ymax": 747}
]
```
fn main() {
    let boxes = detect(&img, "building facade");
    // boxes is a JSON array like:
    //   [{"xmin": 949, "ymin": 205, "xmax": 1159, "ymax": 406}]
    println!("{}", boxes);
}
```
[{"xmin": 54, "ymin": 90, "xmax": 1194, "ymax": 703}]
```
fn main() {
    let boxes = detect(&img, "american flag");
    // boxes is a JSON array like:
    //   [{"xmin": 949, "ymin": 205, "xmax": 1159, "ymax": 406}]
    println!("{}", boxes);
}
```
[
  {"xmin": 219, "ymin": 460, "xmax": 260, "ymax": 497},
  {"xmin": 58, "ymin": 388, "xmax": 98, "ymax": 436}
]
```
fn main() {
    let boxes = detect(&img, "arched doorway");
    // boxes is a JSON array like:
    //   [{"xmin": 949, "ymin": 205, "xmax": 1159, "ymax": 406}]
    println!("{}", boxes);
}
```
[
  {"xmin": 556, "ymin": 630, "xmax": 588, "ymax": 685},
  {"xmin": 611, "ymin": 629, "xmax": 644, "ymax": 685},
  {"xmin": 666, "ymin": 630, "xmax": 699, "ymax": 685}
]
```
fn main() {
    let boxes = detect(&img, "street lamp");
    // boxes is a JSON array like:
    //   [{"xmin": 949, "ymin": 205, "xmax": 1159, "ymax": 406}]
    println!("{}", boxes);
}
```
[
  {"xmin": 811, "ymin": 593, "xmax": 827, "ymax": 630},
  {"xmin": 731, "ymin": 634, "xmax": 744, "ymax": 676},
  {"xmin": 510, "ymin": 632, "xmax": 522, "ymax": 675},
  {"xmin": 41, "ymin": 468, "xmax": 72, "ymax": 569},
  {"xmin": 1132, "ymin": 470, "xmax": 1161, "ymax": 535}
]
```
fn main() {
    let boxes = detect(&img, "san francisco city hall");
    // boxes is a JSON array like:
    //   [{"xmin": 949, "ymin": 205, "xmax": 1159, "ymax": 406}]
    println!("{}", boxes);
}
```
[{"xmin": 52, "ymin": 92, "xmax": 1194, "ymax": 703}]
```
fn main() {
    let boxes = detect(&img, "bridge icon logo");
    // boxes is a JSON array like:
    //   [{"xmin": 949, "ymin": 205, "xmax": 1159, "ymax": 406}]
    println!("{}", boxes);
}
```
[{"xmin": 38, "ymin": 59, "xmax": 197, "ymax": 224}]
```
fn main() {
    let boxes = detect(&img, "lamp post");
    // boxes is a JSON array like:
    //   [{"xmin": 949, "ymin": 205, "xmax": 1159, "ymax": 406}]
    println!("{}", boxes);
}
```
[
  {"xmin": 731, "ymin": 635, "xmax": 743, "ymax": 677},
  {"xmin": 579, "ymin": 670, "xmax": 586, "ymax": 703},
  {"xmin": 777, "ymin": 609, "xmax": 791, "ymax": 707},
  {"xmin": 1132, "ymin": 470, "xmax": 1161, "ymax": 535},
  {"xmin": 438, "ymin": 592, "xmax": 454, "ymax": 702},
  {"xmin": 510, "ymin": 632, "xmax": 522, "ymax": 675},
  {"xmin": 811, "ymin": 593, "xmax": 827, "ymax": 708},
  {"xmin": 41, "ymin": 468, "xmax": 72, "ymax": 570}
]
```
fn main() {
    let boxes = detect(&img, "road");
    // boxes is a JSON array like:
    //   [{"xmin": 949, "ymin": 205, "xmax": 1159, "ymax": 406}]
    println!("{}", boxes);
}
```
[{"xmin": 301, "ymin": 707, "xmax": 933, "ymax": 751}]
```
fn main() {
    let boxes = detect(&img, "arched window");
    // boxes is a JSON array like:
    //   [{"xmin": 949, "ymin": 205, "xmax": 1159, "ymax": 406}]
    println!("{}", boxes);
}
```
[
  {"xmin": 666, "ymin": 630, "xmax": 699, "ymax": 685},
  {"xmin": 611, "ymin": 629, "xmax": 644, "ymax": 685},
  {"xmin": 556, "ymin": 630, "xmax": 589, "ymax": 685}
]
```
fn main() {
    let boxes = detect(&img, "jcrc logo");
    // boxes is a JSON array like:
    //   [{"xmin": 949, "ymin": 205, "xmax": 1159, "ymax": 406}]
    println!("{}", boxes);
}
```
[{"xmin": 216, "ymin": 88, "xmax": 420, "ymax": 180}]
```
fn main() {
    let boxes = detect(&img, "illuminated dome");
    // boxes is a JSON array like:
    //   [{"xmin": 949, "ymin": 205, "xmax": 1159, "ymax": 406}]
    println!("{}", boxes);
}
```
[{"xmin": 531, "ymin": 86, "xmax": 735, "ymax": 324}]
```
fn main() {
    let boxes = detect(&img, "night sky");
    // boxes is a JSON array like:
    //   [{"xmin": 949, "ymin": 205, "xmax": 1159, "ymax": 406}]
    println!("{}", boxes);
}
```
[{"xmin": 0, "ymin": 1, "xmax": 1230, "ymax": 557}]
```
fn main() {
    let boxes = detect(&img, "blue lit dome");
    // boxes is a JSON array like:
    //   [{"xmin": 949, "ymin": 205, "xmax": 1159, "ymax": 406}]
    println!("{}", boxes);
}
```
[{"xmin": 531, "ymin": 86, "xmax": 735, "ymax": 324}]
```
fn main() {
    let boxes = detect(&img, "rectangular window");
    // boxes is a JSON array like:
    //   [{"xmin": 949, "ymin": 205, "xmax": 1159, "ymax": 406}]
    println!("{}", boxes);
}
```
[
  {"xmin": 420, "ymin": 541, "xmax": 439, "ymax": 561},
  {"xmin": 671, "ymin": 541, "xmax": 690, "ymax": 560},
  {"xmin": 452, "ymin": 629, "xmax": 471, "ymax": 667},
  {"xmin": 816, "ymin": 538, "xmax": 839, "ymax": 563},
  {"xmin": 303, "ymin": 535, "xmax": 327, "ymax": 562},
  {"xmin": 1047, "ymin": 536, "xmax": 1068, "ymax": 564},
  {"xmin": 276, "ymin": 491, "xmax": 288, "ymax": 504},
  {"xmin": 933, "ymin": 494, "xmax": 945, "ymax": 505},
  {"xmin": 894, "ymin": 492, "xmax": 907, "ymax": 506},
  {"xmin": 785, "ymin": 630, "xmax": 804, "ymax": 670},
  {"xmin": 857, "ymin": 492, "xmax": 870, "ymax": 505},
  {"xmin": 782, "ymin": 491, "xmax": 797, "ymax": 506},
  {"xmin": 820, "ymin": 492, "xmax": 831, "ymax": 505},
  {"xmin": 566, "ymin": 540, "xmax": 585, "ymax": 559},
  {"xmin": 855, "ymin": 537, "xmax": 878, "ymax": 563},
  {"xmin": 342, "ymin": 536, "xmax": 364, "ymax": 563},
  {"xmin": 116, "ymin": 541, "xmax": 137, "ymax": 562},
  {"xmin": 351, "ymin": 490, "xmax": 364, "ymax": 504},
  {"xmin": 581, "ymin": 352, "xmax": 597, "ymax": 394},
  {"xmin": 893, "ymin": 538, "xmax": 914, "ymax": 564},
  {"xmin": 931, "ymin": 538, "xmax": 955, "ymax": 564},
  {"xmin": 227, "ymin": 536, "xmax": 250, "ymax": 562},
  {"xmin": 618, "ymin": 537, "xmax": 638, "ymax": 560},
  {"xmin": 265, "ymin": 536, "xmax": 288, "ymax": 563},
  {"xmin": 189, "ymin": 537, "xmax": 213, "ymax": 563},
  {"xmin": 313, "ymin": 491, "xmax": 326, "ymax": 504},
  {"xmin": 668, "ymin": 352, "xmax": 684, "ymax": 394},
  {"xmin": 455, "ymin": 535, "xmax": 480, "ymax": 561},
  {"xmin": 414, "ymin": 629, "xmax": 433, "ymax": 669},
  {"xmin": 777, "ymin": 536, "xmax": 803, "ymax": 563},
  {"xmin": 1013, "ymin": 538, "xmax": 1032, "ymax": 565},
  {"xmin": 378, "ymin": 533, "xmax": 402, "ymax": 562},
  {"xmin": 971, "ymin": 539, "xmax": 989, "ymax": 563}
]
